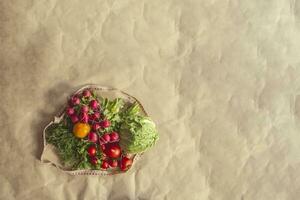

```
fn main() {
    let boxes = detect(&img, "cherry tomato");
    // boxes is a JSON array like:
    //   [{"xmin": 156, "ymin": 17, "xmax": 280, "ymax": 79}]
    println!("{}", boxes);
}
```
[
  {"xmin": 105, "ymin": 143, "xmax": 121, "ymax": 158},
  {"xmin": 101, "ymin": 160, "xmax": 109, "ymax": 169},
  {"xmin": 90, "ymin": 157, "xmax": 98, "ymax": 165},
  {"xmin": 120, "ymin": 164, "xmax": 126, "ymax": 171},
  {"xmin": 120, "ymin": 157, "xmax": 133, "ymax": 171},
  {"xmin": 87, "ymin": 145, "xmax": 97, "ymax": 156},
  {"xmin": 109, "ymin": 159, "xmax": 118, "ymax": 168}
]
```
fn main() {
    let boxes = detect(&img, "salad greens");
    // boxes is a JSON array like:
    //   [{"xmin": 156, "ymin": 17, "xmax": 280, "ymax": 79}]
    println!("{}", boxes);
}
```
[
  {"xmin": 45, "ymin": 94, "xmax": 158, "ymax": 170},
  {"xmin": 100, "ymin": 98, "xmax": 159, "ymax": 154},
  {"xmin": 46, "ymin": 123, "xmax": 96, "ymax": 169}
]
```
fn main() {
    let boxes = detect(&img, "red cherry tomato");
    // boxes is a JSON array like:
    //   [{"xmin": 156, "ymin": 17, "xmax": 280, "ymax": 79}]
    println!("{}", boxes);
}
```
[
  {"xmin": 120, "ymin": 157, "xmax": 133, "ymax": 171},
  {"xmin": 105, "ymin": 143, "xmax": 121, "ymax": 158},
  {"xmin": 109, "ymin": 159, "xmax": 118, "ymax": 168},
  {"xmin": 87, "ymin": 146, "xmax": 97, "ymax": 156},
  {"xmin": 120, "ymin": 164, "xmax": 127, "ymax": 171},
  {"xmin": 101, "ymin": 160, "xmax": 109, "ymax": 169},
  {"xmin": 122, "ymin": 157, "xmax": 133, "ymax": 167},
  {"xmin": 90, "ymin": 157, "xmax": 98, "ymax": 165}
]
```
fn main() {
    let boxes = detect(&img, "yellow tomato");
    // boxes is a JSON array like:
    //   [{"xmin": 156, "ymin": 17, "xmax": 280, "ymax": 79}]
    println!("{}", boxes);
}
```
[{"xmin": 73, "ymin": 122, "xmax": 91, "ymax": 138}]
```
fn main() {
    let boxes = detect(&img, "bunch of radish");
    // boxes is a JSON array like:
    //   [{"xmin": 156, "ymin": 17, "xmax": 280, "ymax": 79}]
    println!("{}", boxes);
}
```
[{"xmin": 65, "ymin": 89, "xmax": 133, "ymax": 171}]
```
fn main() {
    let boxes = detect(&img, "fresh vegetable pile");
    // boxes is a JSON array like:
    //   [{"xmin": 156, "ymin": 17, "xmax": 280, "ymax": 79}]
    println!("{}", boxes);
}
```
[{"xmin": 45, "ymin": 88, "xmax": 158, "ymax": 172}]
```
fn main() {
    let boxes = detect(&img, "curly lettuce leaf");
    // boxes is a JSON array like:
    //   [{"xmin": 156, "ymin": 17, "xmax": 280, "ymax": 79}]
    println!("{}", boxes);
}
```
[
  {"xmin": 45, "ymin": 123, "xmax": 95, "ymax": 169},
  {"xmin": 119, "ymin": 103, "xmax": 159, "ymax": 154}
]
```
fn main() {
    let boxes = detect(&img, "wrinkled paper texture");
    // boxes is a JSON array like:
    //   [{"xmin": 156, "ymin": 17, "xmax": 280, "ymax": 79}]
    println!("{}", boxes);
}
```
[{"xmin": 1, "ymin": 0, "xmax": 300, "ymax": 199}]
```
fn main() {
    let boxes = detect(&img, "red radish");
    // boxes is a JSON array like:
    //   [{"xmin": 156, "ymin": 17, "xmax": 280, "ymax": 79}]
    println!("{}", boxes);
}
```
[
  {"xmin": 82, "ymin": 90, "xmax": 91, "ymax": 97},
  {"xmin": 71, "ymin": 96, "xmax": 80, "ymax": 105},
  {"xmin": 109, "ymin": 159, "xmax": 118, "ymax": 168},
  {"xmin": 99, "ymin": 137, "xmax": 106, "ymax": 145},
  {"xmin": 81, "ymin": 105, "xmax": 89, "ymax": 113},
  {"xmin": 66, "ymin": 107, "xmax": 75, "ymax": 116},
  {"xmin": 102, "ymin": 134, "xmax": 110, "ymax": 142},
  {"xmin": 105, "ymin": 143, "xmax": 121, "ymax": 158},
  {"xmin": 88, "ymin": 114, "xmax": 94, "ymax": 122},
  {"xmin": 81, "ymin": 118, "xmax": 88, "ymax": 123},
  {"xmin": 92, "ymin": 123, "xmax": 101, "ymax": 131},
  {"xmin": 81, "ymin": 117, "xmax": 89, "ymax": 124},
  {"xmin": 80, "ymin": 112, "xmax": 89, "ymax": 123},
  {"xmin": 90, "ymin": 157, "xmax": 98, "ymax": 165},
  {"xmin": 89, "ymin": 100, "xmax": 99, "ymax": 110},
  {"xmin": 89, "ymin": 113, "xmax": 99, "ymax": 121},
  {"xmin": 91, "ymin": 112, "xmax": 100, "ymax": 120},
  {"xmin": 101, "ymin": 160, "xmax": 109, "ymax": 169},
  {"xmin": 70, "ymin": 114, "xmax": 79, "ymax": 123},
  {"xmin": 100, "ymin": 144, "xmax": 106, "ymax": 151},
  {"xmin": 100, "ymin": 119, "xmax": 111, "ymax": 128},
  {"xmin": 87, "ymin": 146, "xmax": 97, "ymax": 156},
  {"xmin": 88, "ymin": 132, "xmax": 98, "ymax": 143},
  {"xmin": 120, "ymin": 156, "xmax": 133, "ymax": 171},
  {"xmin": 109, "ymin": 132, "xmax": 119, "ymax": 141}
]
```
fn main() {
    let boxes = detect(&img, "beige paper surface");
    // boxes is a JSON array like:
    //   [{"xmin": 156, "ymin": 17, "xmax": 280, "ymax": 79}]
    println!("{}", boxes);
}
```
[{"xmin": 1, "ymin": 0, "xmax": 300, "ymax": 199}]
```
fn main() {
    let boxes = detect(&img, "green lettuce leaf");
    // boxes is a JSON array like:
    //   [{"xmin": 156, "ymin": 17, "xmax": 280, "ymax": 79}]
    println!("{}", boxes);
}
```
[{"xmin": 119, "ymin": 103, "xmax": 159, "ymax": 154}]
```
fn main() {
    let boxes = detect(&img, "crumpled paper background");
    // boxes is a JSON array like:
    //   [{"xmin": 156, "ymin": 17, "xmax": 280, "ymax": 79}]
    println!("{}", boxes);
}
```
[{"xmin": 1, "ymin": 0, "xmax": 300, "ymax": 199}]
